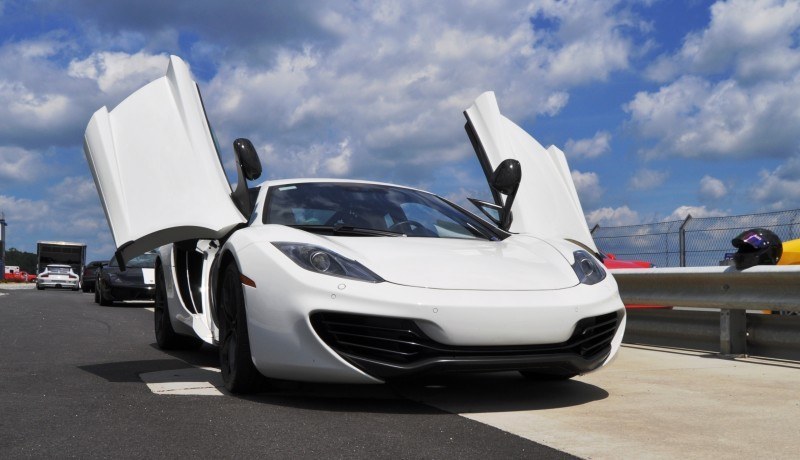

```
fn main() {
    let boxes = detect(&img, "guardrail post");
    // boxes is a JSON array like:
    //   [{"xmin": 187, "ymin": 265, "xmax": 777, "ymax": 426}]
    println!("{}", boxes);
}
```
[
  {"xmin": 679, "ymin": 215, "xmax": 692, "ymax": 267},
  {"xmin": 720, "ymin": 309, "xmax": 747, "ymax": 356}
]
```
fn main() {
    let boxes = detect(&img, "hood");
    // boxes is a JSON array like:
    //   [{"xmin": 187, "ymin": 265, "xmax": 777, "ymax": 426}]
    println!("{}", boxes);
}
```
[{"xmin": 323, "ymin": 235, "xmax": 579, "ymax": 291}]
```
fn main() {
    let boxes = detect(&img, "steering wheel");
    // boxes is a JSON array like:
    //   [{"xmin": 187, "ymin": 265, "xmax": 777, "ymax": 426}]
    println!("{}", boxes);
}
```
[{"xmin": 389, "ymin": 220, "xmax": 434, "ymax": 236}]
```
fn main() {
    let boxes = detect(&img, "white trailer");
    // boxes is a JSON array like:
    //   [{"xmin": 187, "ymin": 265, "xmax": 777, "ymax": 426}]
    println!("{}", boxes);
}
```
[{"xmin": 36, "ymin": 241, "xmax": 87, "ymax": 280}]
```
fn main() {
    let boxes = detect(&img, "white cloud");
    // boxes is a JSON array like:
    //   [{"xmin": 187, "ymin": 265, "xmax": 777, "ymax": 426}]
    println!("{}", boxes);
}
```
[
  {"xmin": 751, "ymin": 155, "xmax": 800, "ymax": 210},
  {"xmin": 586, "ymin": 205, "xmax": 640, "ymax": 227},
  {"xmin": 0, "ymin": 147, "xmax": 42, "ymax": 182},
  {"xmin": 629, "ymin": 0, "xmax": 800, "ymax": 160},
  {"xmin": 200, "ymin": 1, "xmax": 643, "ymax": 187},
  {"xmin": 699, "ymin": 175, "xmax": 728, "ymax": 200},
  {"xmin": 68, "ymin": 51, "xmax": 169, "ymax": 95},
  {"xmin": 571, "ymin": 170, "xmax": 604, "ymax": 207},
  {"xmin": 648, "ymin": 0, "xmax": 800, "ymax": 82},
  {"xmin": 626, "ymin": 75, "xmax": 800, "ymax": 159},
  {"xmin": 0, "ymin": 176, "xmax": 111, "ymax": 258},
  {"xmin": 565, "ymin": 131, "xmax": 612, "ymax": 159},
  {"xmin": 629, "ymin": 168, "xmax": 668, "ymax": 191},
  {"xmin": 664, "ymin": 205, "xmax": 727, "ymax": 221}
]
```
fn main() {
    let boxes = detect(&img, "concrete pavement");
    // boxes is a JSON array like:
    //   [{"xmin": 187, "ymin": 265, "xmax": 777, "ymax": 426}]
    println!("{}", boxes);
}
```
[{"xmin": 399, "ymin": 344, "xmax": 800, "ymax": 459}]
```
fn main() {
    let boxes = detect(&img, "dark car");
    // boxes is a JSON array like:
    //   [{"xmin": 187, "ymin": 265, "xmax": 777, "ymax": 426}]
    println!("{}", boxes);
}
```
[
  {"xmin": 95, "ymin": 252, "xmax": 157, "ymax": 305},
  {"xmin": 81, "ymin": 261, "xmax": 106, "ymax": 293}
]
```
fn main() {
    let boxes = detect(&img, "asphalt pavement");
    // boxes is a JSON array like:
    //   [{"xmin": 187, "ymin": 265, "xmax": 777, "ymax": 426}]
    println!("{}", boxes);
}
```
[{"xmin": 0, "ymin": 287, "xmax": 573, "ymax": 459}]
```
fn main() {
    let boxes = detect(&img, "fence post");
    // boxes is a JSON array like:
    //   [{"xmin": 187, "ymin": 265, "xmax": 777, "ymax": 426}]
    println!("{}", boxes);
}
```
[
  {"xmin": 720, "ymin": 309, "xmax": 747, "ymax": 356},
  {"xmin": 679, "ymin": 214, "xmax": 692, "ymax": 267},
  {"xmin": 591, "ymin": 224, "xmax": 599, "ymax": 235}
]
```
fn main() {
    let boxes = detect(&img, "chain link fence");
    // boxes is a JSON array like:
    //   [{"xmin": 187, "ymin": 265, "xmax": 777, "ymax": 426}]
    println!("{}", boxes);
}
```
[{"xmin": 592, "ymin": 209, "xmax": 800, "ymax": 267}]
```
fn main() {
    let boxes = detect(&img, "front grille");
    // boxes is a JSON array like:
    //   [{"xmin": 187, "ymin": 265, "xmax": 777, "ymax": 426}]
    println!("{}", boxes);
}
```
[{"xmin": 310, "ymin": 311, "xmax": 621, "ymax": 367}]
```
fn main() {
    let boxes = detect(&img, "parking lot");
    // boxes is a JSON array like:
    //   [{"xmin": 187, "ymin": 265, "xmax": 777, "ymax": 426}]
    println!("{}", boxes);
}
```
[{"xmin": 2, "ymin": 287, "xmax": 799, "ymax": 459}]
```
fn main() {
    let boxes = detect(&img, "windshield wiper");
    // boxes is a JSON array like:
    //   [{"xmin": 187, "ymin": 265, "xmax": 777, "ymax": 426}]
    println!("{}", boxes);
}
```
[{"xmin": 289, "ymin": 224, "xmax": 405, "ymax": 237}]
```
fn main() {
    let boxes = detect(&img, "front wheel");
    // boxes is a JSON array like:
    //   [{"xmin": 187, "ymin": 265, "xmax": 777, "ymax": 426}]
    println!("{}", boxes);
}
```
[
  {"xmin": 98, "ymin": 283, "xmax": 113, "ymax": 306},
  {"xmin": 218, "ymin": 263, "xmax": 263, "ymax": 393}
]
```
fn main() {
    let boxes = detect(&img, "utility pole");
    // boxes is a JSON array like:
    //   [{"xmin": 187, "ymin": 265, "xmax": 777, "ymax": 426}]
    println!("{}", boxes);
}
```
[{"xmin": 0, "ymin": 211, "xmax": 6, "ymax": 274}]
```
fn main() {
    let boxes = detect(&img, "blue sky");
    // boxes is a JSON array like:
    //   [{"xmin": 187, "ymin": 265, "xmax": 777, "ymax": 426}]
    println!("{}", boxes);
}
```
[{"xmin": 1, "ymin": 0, "xmax": 799, "ymax": 262}]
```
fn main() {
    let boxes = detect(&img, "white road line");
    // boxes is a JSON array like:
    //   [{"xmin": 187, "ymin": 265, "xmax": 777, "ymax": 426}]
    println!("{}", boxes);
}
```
[{"xmin": 140, "ymin": 366, "xmax": 224, "ymax": 396}]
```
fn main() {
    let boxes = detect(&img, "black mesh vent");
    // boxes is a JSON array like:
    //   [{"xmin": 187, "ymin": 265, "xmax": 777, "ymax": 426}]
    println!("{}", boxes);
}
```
[{"xmin": 310, "ymin": 311, "xmax": 621, "ymax": 367}]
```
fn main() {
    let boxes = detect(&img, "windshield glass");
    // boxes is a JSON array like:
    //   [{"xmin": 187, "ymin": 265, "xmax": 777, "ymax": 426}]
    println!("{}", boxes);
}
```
[
  {"xmin": 109, "ymin": 252, "xmax": 157, "ymax": 268},
  {"xmin": 264, "ymin": 182, "xmax": 499, "ymax": 240}
]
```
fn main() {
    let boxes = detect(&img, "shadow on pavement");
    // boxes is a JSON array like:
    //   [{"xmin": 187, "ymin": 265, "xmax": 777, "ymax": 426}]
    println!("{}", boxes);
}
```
[
  {"xmin": 391, "ymin": 372, "xmax": 609, "ymax": 413},
  {"xmin": 84, "ymin": 344, "xmax": 609, "ymax": 415},
  {"xmin": 79, "ymin": 359, "xmax": 190, "ymax": 383}
]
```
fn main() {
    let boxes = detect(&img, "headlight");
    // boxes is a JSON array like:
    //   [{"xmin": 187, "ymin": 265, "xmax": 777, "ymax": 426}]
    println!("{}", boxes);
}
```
[
  {"xmin": 272, "ymin": 242, "xmax": 383, "ymax": 283},
  {"xmin": 572, "ymin": 250, "xmax": 606, "ymax": 285}
]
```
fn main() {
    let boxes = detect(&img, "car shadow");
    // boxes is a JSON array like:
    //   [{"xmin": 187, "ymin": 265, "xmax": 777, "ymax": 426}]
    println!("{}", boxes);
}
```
[
  {"xmin": 389, "ymin": 372, "xmax": 609, "ymax": 413},
  {"xmin": 81, "ymin": 344, "xmax": 609, "ymax": 415},
  {"xmin": 104, "ymin": 300, "xmax": 155, "ymax": 308}
]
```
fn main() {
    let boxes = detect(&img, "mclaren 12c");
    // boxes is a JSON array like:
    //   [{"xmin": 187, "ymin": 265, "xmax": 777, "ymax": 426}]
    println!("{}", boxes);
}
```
[{"xmin": 83, "ymin": 56, "xmax": 626, "ymax": 393}]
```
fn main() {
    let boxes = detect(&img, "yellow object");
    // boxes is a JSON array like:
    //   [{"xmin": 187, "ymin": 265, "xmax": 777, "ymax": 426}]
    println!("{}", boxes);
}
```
[{"xmin": 778, "ymin": 238, "xmax": 800, "ymax": 265}]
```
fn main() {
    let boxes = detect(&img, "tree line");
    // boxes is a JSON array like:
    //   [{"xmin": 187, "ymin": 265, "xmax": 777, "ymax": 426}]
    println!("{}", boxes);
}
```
[{"xmin": 3, "ymin": 248, "xmax": 37, "ymax": 273}]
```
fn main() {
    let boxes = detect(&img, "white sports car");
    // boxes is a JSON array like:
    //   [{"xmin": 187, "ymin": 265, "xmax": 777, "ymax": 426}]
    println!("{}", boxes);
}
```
[{"xmin": 84, "ymin": 56, "xmax": 625, "ymax": 393}]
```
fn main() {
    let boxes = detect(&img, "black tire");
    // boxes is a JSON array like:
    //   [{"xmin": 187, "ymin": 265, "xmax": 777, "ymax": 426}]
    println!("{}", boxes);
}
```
[
  {"xmin": 98, "ymin": 282, "xmax": 113, "ymax": 306},
  {"xmin": 36, "ymin": 285, "xmax": 44, "ymax": 291},
  {"xmin": 154, "ymin": 264, "xmax": 202, "ymax": 350},
  {"xmin": 218, "ymin": 263, "xmax": 263, "ymax": 393},
  {"xmin": 519, "ymin": 370, "xmax": 578, "ymax": 381},
  {"xmin": 94, "ymin": 285, "xmax": 100, "ymax": 304}
]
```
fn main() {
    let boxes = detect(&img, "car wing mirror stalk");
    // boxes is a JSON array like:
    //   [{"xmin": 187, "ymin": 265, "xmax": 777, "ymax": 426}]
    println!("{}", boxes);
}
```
[
  {"xmin": 489, "ymin": 159, "xmax": 521, "ymax": 231},
  {"xmin": 467, "ymin": 198, "xmax": 503, "ymax": 227},
  {"xmin": 230, "ymin": 138, "xmax": 263, "ymax": 218}
]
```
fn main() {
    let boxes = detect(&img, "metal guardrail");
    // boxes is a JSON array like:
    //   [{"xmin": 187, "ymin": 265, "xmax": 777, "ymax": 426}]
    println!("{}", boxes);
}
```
[
  {"xmin": 610, "ymin": 266, "xmax": 800, "ymax": 358},
  {"xmin": 610, "ymin": 266, "xmax": 800, "ymax": 311}
]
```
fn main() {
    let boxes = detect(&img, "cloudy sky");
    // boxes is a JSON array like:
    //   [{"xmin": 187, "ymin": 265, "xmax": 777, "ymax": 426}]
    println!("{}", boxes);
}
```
[{"xmin": 1, "ymin": 0, "xmax": 799, "ymax": 262}]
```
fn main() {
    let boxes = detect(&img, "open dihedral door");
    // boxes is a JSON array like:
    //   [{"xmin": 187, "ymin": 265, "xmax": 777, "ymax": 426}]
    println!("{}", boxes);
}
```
[
  {"xmin": 464, "ymin": 91, "xmax": 598, "ymax": 253},
  {"xmin": 84, "ymin": 55, "xmax": 246, "ymax": 263}
]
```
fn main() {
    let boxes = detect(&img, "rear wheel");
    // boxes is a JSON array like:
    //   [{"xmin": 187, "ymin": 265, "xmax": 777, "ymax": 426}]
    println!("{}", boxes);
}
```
[
  {"xmin": 154, "ymin": 264, "xmax": 202, "ymax": 350},
  {"xmin": 218, "ymin": 263, "xmax": 263, "ymax": 393}
]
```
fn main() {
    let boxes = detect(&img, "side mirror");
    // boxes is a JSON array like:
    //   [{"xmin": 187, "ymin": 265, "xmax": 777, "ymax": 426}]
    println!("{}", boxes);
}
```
[
  {"xmin": 233, "ymin": 138, "xmax": 262, "ymax": 181},
  {"xmin": 231, "ymin": 138, "xmax": 263, "ymax": 217},
  {"xmin": 489, "ymin": 159, "xmax": 521, "ymax": 231}
]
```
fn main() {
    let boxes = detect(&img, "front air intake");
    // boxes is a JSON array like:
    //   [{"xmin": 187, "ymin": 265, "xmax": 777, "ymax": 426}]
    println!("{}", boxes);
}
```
[{"xmin": 310, "ymin": 310, "xmax": 621, "ymax": 375}]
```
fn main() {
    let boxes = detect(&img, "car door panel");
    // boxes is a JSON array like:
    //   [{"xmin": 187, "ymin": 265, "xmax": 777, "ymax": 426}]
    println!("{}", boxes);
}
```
[
  {"xmin": 464, "ymin": 91, "xmax": 597, "ymax": 252},
  {"xmin": 84, "ymin": 55, "xmax": 245, "ymax": 263}
]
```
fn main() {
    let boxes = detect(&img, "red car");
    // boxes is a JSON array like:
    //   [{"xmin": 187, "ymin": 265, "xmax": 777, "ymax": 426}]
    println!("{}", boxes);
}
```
[
  {"xmin": 600, "ymin": 253, "xmax": 667, "ymax": 309},
  {"xmin": 600, "ymin": 252, "xmax": 653, "ymax": 269},
  {"xmin": 3, "ymin": 269, "xmax": 35, "ymax": 282}
]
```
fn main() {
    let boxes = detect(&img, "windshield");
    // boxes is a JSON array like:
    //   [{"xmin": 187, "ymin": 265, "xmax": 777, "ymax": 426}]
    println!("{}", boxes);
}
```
[
  {"xmin": 109, "ymin": 252, "xmax": 157, "ymax": 268},
  {"xmin": 264, "ymin": 182, "xmax": 500, "ymax": 240}
]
